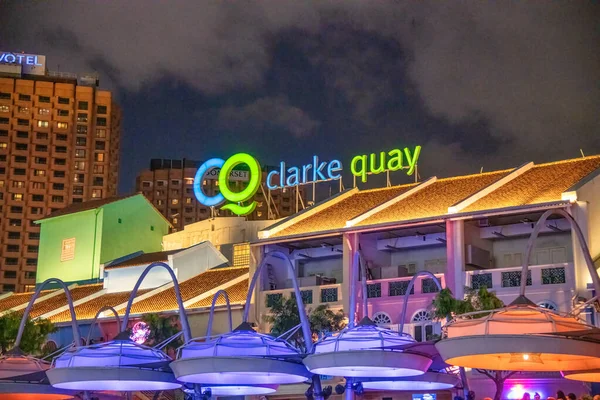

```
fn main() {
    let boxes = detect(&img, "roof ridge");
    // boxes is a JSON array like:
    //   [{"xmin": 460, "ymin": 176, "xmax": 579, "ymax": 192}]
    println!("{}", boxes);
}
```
[
  {"xmin": 358, "ymin": 182, "xmax": 417, "ymax": 193},
  {"xmin": 532, "ymin": 155, "xmax": 600, "ymax": 168}
]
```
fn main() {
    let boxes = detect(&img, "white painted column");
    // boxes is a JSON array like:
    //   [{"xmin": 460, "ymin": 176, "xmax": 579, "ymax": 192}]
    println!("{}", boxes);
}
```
[
  {"xmin": 343, "ymin": 233, "xmax": 359, "ymax": 324},
  {"xmin": 249, "ymin": 245, "xmax": 264, "ymax": 329},
  {"xmin": 446, "ymin": 220, "xmax": 465, "ymax": 299}
]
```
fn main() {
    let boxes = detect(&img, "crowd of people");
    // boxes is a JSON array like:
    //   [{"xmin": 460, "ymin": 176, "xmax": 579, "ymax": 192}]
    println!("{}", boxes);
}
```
[{"xmin": 476, "ymin": 390, "xmax": 600, "ymax": 400}]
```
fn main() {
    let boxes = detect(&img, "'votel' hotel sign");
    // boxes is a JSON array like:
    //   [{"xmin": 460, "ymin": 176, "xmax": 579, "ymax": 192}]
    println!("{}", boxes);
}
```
[{"xmin": 0, "ymin": 51, "xmax": 46, "ymax": 76}]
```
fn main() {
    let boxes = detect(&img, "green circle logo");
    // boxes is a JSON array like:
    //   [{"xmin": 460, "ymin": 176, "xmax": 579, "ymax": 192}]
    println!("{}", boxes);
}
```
[{"xmin": 218, "ymin": 153, "xmax": 261, "ymax": 216}]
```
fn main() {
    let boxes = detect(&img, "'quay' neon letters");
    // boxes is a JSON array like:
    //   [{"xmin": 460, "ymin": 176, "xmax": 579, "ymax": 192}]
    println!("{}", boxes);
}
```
[{"xmin": 350, "ymin": 146, "xmax": 421, "ymax": 183}]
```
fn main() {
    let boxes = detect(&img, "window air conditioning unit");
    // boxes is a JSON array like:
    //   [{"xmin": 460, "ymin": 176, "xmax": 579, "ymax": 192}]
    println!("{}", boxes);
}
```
[
  {"xmin": 478, "ymin": 218, "xmax": 490, "ymax": 227},
  {"xmin": 465, "ymin": 245, "xmax": 491, "ymax": 269}
]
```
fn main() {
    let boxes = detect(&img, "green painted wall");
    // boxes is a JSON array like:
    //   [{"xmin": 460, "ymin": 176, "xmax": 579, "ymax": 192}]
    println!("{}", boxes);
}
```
[
  {"xmin": 36, "ymin": 195, "xmax": 170, "ymax": 285},
  {"xmin": 99, "ymin": 196, "xmax": 170, "ymax": 264},
  {"xmin": 36, "ymin": 209, "xmax": 103, "ymax": 283}
]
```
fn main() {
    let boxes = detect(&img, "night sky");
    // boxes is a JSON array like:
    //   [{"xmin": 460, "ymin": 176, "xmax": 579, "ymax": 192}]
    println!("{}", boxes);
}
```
[{"xmin": 1, "ymin": 2, "xmax": 599, "ymax": 195}]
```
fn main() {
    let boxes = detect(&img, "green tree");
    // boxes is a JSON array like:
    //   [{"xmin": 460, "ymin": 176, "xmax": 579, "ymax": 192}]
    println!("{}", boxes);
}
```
[
  {"xmin": 139, "ymin": 313, "xmax": 182, "ymax": 353},
  {"xmin": 264, "ymin": 297, "xmax": 346, "ymax": 351},
  {"xmin": 0, "ymin": 312, "xmax": 57, "ymax": 356},
  {"xmin": 431, "ymin": 287, "xmax": 505, "ymax": 400}
]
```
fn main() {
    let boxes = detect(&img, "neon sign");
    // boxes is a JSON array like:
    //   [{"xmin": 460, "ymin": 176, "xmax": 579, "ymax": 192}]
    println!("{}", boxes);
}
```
[
  {"xmin": 0, "ymin": 51, "xmax": 46, "ymax": 76},
  {"xmin": 193, "ymin": 146, "xmax": 421, "ymax": 216}
]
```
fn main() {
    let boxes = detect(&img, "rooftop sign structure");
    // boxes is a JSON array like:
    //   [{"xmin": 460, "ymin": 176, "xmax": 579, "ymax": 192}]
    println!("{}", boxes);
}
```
[
  {"xmin": 0, "ymin": 51, "xmax": 46, "ymax": 76},
  {"xmin": 193, "ymin": 146, "xmax": 422, "ymax": 216}
]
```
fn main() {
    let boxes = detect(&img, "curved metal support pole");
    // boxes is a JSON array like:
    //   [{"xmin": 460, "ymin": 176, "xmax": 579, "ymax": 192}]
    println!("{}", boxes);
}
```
[
  {"xmin": 244, "ymin": 251, "xmax": 324, "ymax": 400},
  {"xmin": 348, "ymin": 247, "xmax": 358, "ymax": 328},
  {"xmin": 205, "ymin": 289, "xmax": 232, "ymax": 338},
  {"xmin": 520, "ymin": 209, "xmax": 600, "ymax": 296},
  {"xmin": 86, "ymin": 306, "xmax": 121, "ymax": 345},
  {"xmin": 14, "ymin": 278, "xmax": 81, "ymax": 349},
  {"xmin": 121, "ymin": 261, "xmax": 192, "ymax": 343},
  {"xmin": 359, "ymin": 252, "xmax": 368, "ymax": 318},
  {"xmin": 399, "ymin": 271, "xmax": 442, "ymax": 334}
]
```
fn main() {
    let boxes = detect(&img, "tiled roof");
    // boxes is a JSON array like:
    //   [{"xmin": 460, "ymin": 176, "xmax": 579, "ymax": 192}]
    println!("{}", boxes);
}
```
[
  {"xmin": 122, "ymin": 267, "xmax": 249, "ymax": 315},
  {"xmin": 22, "ymin": 284, "xmax": 104, "ymax": 319},
  {"xmin": 0, "ymin": 290, "xmax": 55, "ymax": 312},
  {"xmin": 49, "ymin": 289, "xmax": 152, "ymax": 323},
  {"xmin": 357, "ymin": 170, "xmax": 510, "ymax": 227},
  {"xmin": 462, "ymin": 156, "xmax": 600, "ymax": 213},
  {"xmin": 272, "ymin": 184, "xmax": 416, "ymax": 238},
  {"xmin": 187, "ymin": 279, "xmax": 249, "ymax": 308},
  {"xmin": 104, "ymin": 250, "xmax": 180, "ymax": 270}
]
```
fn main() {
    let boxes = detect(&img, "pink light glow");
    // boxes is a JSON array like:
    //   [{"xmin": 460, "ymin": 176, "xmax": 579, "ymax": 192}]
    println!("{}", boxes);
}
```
[
  {"xmin": 506, "ymin": 384, "xmax": 544, "ymax": 400},
  {"xmin": 130, "ymin": 322, "xmax": 150, "ymax": 345}
]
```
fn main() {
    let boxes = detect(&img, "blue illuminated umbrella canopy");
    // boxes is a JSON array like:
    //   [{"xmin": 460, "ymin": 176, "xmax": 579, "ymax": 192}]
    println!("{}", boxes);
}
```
[
  {"xmin": 183, "ymin": 383, "xmax": 279, "ymax": 396},
  {"xmin": 47, "ymin": 334, "xmax": 180, "ymax": 391},
  {"xmin": 304, "ymin": 317, "xmax": 432, "ymax": 378},
  {"xmin": 171, "ymin": 322, "xmax": 311, "ymax": 385}
]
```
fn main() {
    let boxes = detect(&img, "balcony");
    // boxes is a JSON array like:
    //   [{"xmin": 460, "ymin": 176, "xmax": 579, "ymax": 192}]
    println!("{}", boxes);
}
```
[
  {"xmin": 361, "ymin": 273, "xmax": 446, "ymax": 301},
  {"xmin": 465, "ymin": 263, "xmax": 572, "ymax": 291},
  {"xmin": 263, "ymin": 283, "xmax": 343, "ymax": 310}
]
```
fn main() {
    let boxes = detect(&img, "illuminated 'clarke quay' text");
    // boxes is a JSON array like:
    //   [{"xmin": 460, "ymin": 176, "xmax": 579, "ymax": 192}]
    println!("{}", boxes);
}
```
[{"xmin": 193, "ymin": 146, "xmax": 421, "ymax": 216}]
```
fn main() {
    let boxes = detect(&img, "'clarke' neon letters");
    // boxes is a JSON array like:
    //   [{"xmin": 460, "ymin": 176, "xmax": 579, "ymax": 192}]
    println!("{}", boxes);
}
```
[{"xmin": 266, "ymin": 156, "xmax": 342, "ymax": 190}]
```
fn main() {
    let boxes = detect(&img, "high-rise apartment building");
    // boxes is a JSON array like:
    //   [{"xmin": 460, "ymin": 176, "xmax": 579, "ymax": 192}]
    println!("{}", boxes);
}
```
[
  {"xmin": 0, "ymin": 51, "xmax": 121, "ymax": 292},
  {"xmin": 136, "ymin": 159, "xmax": 307, "ymax": 231}
]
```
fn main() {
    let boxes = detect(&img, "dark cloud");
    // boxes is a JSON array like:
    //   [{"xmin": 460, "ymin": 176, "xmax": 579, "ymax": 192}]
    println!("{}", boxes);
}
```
[
  {"xmin": 1, "ymin": 1, "xmax": 598, "ymax": 191},
  {"xmin": 218, "ymin": 96, "xmax": 321, "ymax": 138}
]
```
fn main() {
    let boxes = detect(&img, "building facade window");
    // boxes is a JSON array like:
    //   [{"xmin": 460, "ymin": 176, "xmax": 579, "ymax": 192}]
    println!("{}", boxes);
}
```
[
  {"xmin": 76, "ymin": 125, "xmax": 88, "ymax": 134},
  {"xmin": 97, "ymin": 105, "xmax": 107, "ymax": 114},
  {"xmin": 77, "ymin": 113, "xmax": 88, "ymax": 122},
  {"xmin": 75, "ymin": 149, "xmax": 86, "ymax": 158},
  {"xmin": 92, "ymin": 189, "xmax": 102, "ymax": 198},
  {"xmin": 57, "ymin": 109, "xmax": 69, "ymax": 117},
  {"xmin": 78, "ymin": 101, "xmax": 88, "ymax": 110},
  {"xmin": 96, "ymin": 117, "xmax": 107, "ymax": 126},
  {"xmin": 18, "ymin": 94, "xmax": 31, "ymax": 101},
  {"xmin": 96, "ymin": 129, "xmax": 106, "ymax": 137},
  {"xmin": 57, "ymin": 122, "xmax": 68, "ymax": 129},
  {"xmin": 38, "ymin": 108, "xmax": 50, "ymax": 115},
  {"xmin": 95, "ymin": 153, "xmax": 104, "ymax": 162},
  {"xmin": 37, "ymin": 120, "xmax": 49, "ymax": 128},
  {"xmin": 38, "ymin": 95, "xmax": 50, "ymax": 103},
  {"xmin": 57, "ymin": 97, "xmax": 69, "ymax": 105},
  {"xmin": 36, "ymin": 132, "xmax": 49, "ymax": 140}
]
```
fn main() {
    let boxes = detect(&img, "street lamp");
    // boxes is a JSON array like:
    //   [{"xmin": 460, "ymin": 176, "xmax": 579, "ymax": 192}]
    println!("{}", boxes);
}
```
[
  {"xmin": 171, "ymin": 251, "xmax": 322, "ymax": 398},
  {"xmin": 0, "ymin": 278, "xmax": 80, "ymax": 399},
  {"xmin": 47, "ymin": 262, "xmax": 189, "ymax": 391},
  {"xmin": 436, "ymin": 209, "xmax": 600, "ymax": 372}
]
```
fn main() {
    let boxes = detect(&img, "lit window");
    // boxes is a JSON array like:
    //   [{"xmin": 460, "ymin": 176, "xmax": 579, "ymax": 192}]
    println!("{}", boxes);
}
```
[
  {"xmin": 74, "ymin": 161, "xmax": 85, "ymax": 170},
  {"xmin": 12, "ymin": 193, "xmax": 23, "ymax": 201},
  {"xmin": 172, "ymin": 199, "xmax": 179, "ymax": 205},
  {"xmin": 74, "ymin": 174, "xmax": 84, "ymax": 183},
  {"xmin": 0, "ymin": 105, "xmax": 9, "ymax": 113},
  {"xmin": 0, "ymin": 143, "xmax": 7, "ymax": 149},
  {"xmin": 0, "ymin": 180, "xmax": 4, "ymax": 187},
  {"xmin": 57, "ymin": 122, "xmax": 68, "ymax": 129},
  {"xmin": 34, "ymin": 169, "xmax": 45, "ymax": 176},
  {"xmin": 38, "ymin": 108, "xmax": 50, "ymax": 115},
  {"xmin": 92, "ymin": 189, "xmax": 102, "ymax": 198},
  {"xmin": 12, "ymin": 181, "xmax": 25, "ymax": 188},
  {"xmin": 233, "ymin": 243, "xmax": 250, "ymax": 267},
  {"xmin": 157, "ymin": 199, "xmax": 164, "ymax": 206},
  {"xmin": 37, "ymin": 120, "xmax": 49, "ymax": 128},
  {"xmin": 96, "ymin": 129, "xmax": 106, "ymax": 138},
  {"xmin": 32, "ymin": 182, "xmax": 45, "ymax": 189},
  {"xmin": 184, "ymin": 177, "xmax": 194, "ymax": 185},
  {"xmin": 172, "ymin": 217, "xmax": 178, "ymax": 225},
  {"xmin": 93, "ymin": 165, "xmax": 104, "ymax": 173},
  {"xmin": 75, "ymin": 149, "xmax": 86, "ymax": 158},
  {"xmin": 185, "ymin": 197, "xmax": 192, "ymax": 204},
  {"xmin": 95, "ymin": 153, "xmax": 104, "ymax": 162},
  {"xmin": 18, "ymin": 106, "xmax": 29, "ymax": 113}
]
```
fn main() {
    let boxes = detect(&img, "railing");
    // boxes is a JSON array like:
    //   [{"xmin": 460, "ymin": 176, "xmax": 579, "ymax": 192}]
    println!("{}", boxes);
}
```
[
  {"xmin": 263, "ymin": 283, "xmax": 343, "ymax": 309},
  {"xmin": 465, "ymin": 263, "xmax": 572, "ymax": 290},
  {"xmin": 362, "ymin": 273, "xmax": 446, "ymax": 299}
]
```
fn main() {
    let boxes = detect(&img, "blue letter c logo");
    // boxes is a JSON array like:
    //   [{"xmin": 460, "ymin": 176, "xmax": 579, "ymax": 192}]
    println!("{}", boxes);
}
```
[{"xmin": 193, "ymin": 158, "xmax": 225, "ymax": 207}]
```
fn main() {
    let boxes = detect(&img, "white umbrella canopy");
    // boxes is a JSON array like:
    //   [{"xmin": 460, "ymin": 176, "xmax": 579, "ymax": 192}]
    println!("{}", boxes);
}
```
[
  {"xmin": 304, "ymin": 317, "xmax": 432, "ymax": 378},
  {"xmin": 436, "ymin": 296, "xmax": 600, "ymax": 371},
  {"xmin": 171, "ymin": 322, "xmax": 311, "ymax": 385}
]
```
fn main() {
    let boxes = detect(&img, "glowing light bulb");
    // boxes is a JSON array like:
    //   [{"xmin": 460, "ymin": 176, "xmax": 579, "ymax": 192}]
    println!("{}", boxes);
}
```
[{"xmin": 523, "ymin": 354, "xmax": 530, "ymax": 361}]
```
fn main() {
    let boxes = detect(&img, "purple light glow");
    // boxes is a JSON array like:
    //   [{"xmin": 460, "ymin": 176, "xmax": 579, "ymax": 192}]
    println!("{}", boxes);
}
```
[
  {"xmin": 199, "ymin": 384, "xmax": 278, "ymax": 395},
  {"xmin": 52, "ymin": 379, "xmax": 181, "ymax": 391},
  {"xmin": 506, "ymin": 384, "xmax": 544, "ymax": 400}
]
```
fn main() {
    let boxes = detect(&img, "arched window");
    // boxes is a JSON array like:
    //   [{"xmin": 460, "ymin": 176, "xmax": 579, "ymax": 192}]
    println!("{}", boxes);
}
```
[
  {"xmin": 42, "ymin": 340, "xmax": 58, "ymax": 354},
  {"xmin": 411, "ymin": 309, "xmax": 437, "ymax": 342},
  {"xmin": 372, "ymin": 312, "xmax": 392, "ymax": 326},
  {"xmin": 537, "ymin": 301, "xmax": 558, "ymax": 311}
]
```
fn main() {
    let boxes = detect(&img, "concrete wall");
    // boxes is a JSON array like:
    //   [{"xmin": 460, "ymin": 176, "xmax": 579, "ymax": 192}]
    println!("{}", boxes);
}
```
[
  {"xmin": 162, "ymin": 217, "xmax": 277, "ymax": 250},
  {"xmin": 171, "ymin": 242, "xmax": 229, "ymax": 282},
  {"xmin": 490, "ymin": 233, "xmax": 573, "ymax": 268}
]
